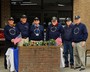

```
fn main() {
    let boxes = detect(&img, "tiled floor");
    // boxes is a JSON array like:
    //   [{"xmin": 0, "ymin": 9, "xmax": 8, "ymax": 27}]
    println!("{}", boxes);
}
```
[{"xmin": 0, "ymin": 56, "xmax": 90, "ymax": 72}]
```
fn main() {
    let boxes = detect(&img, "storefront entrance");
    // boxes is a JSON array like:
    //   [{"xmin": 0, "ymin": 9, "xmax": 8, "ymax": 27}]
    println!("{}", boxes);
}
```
[{"xmin": 10, "ymin": 0, "xmax": 73, "ymax": 28}]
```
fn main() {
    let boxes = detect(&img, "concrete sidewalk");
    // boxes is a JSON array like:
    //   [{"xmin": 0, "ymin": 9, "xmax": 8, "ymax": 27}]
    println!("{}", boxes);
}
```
[
  {"xmin": 0, "ymin": 56, "xmax": 8, "ymax": 72},
  {"xmin": 61, "ymin": 57, "xmax": 90, "ymax": 72}
]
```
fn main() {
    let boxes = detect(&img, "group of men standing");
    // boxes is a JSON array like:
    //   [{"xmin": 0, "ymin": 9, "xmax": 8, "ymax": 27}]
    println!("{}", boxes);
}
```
[{"xmin": 4, "ymin": 14, "xmax": 88, "ymax": 71}]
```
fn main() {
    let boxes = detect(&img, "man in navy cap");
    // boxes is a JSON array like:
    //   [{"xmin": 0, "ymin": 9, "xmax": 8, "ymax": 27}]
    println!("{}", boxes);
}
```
[
  {"xmin": 63, "ymin": 18, "xmax": 74, "ymax": 68},
  {"xmin": 16, "ymin": 14, "xmax": 30, "ymax": 46},
  {"xmin": 72, "ymin": 16, "xmax": 88, "ymax": 71},
  {"xmin": 29, "ymin": 17, "xmax": 44, "ymax": 41},
  {"xmin": 4, "ymin": 17, "xmax": 20, "ymax": 47},
  {"xmin": 46, "ymin": 16, "xmax": 63, "ymax": 41},
  {"xmin": 4, "ymin": 17, "xmax": 20, "ymax": 69}
]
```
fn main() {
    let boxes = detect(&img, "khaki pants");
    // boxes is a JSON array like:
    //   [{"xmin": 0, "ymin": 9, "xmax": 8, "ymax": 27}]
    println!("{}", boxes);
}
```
[
  {"xmin": 73, "ymin": 42, "xmax": 86, "ymax": 68},
  {"xmin": 18, "ymin": 37, "xmax": 29, "ymax": 46}
]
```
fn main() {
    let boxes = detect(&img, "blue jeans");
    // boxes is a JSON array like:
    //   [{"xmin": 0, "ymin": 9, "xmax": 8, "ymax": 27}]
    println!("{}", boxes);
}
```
[{"xmin": 63, "ymin": 41, "xmax": 74, "ymax": 65}]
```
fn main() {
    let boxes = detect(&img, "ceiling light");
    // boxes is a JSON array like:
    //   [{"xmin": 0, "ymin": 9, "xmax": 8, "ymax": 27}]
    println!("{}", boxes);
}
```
[
  {"xmin": 11, "ymin": 0, "xmax": 23, "ymax": 1},
  {"xmin": 11, "ymin": 2, "xmax": 16, "ymax": 5},
  {"xmin": 22, "ymin": 2, "xmax": 32, "ymax": 4},
  {"xmin": 58, "ymin": 4, "xmax": 64, "ymax": 6},
  {"xmin": 20, "ymin": 3, "xmax": 37, "ymax": 6}
]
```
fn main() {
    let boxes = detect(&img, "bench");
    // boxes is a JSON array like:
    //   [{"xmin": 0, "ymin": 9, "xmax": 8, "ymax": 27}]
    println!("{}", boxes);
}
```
[{"xmin": 85, "ymin": 48, "xmax": 90, "ymax": 66}]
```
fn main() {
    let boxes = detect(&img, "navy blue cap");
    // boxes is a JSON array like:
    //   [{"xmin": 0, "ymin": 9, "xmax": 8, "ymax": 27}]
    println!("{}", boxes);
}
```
[
  {"xmin": 21, "ymin": 14, "xmax": 27, "ymax": 18},
  {"xmin": 66, "ymin": 18, "xmax": 71, "ymax": 21},
  {"xmin": 75, "ymin": 15, "xmax": 80, "ymax": 19},
  {"xmin": 8, "ymin": 17, "xmax": 14, "ymax": 20},
  {"xmin": 52, "ymin": 16, "xmax": 57, "ymax": 21},
  {"xmin": 34, "ymin": 17, "xmax": 39, "ymax": 20}
]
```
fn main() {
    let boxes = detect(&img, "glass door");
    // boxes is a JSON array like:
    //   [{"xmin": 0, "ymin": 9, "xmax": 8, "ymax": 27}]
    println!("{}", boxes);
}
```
[{"xmin": 43, "ymin": 11, "xmax": 58, "ymax": 28}]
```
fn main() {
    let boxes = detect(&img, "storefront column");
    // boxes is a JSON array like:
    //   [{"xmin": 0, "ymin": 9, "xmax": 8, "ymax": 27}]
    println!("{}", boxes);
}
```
[{"xmin": 1, "ymin": 0, "xmax": 11, "ymax": 28}]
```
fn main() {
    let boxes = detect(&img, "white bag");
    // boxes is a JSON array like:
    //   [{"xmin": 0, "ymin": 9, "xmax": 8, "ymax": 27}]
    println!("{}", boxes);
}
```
[
  {"xmin": 60, "ymin": 47, "xmax": 65, "ymax": 68},
  {"xmin": 5, "ymin": 48, "xmax": 15, "ymax": 72}
]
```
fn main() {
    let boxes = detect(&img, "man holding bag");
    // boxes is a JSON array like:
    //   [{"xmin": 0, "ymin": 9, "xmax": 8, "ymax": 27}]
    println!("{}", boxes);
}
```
[{"xmin": 4, "ymin": 17, "xmax": 20, "ymax": 69}]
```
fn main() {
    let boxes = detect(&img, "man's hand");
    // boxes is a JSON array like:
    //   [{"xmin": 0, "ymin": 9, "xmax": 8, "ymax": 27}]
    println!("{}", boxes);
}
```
[
  {"xmin": 81, "ymin": 41, "xmax": 86, "ymax": 47},
  {"xmin": 11, "ymin": 39, "xmax": 14, "ymax": 43},
  {"xmin": 72, "ymin": 42, "xmax": 75, "ymax": 47}
]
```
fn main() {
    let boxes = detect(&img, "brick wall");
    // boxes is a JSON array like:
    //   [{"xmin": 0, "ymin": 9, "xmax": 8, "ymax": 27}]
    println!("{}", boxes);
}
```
[{"xmin": 19, "ymin": 46, "xmax": 60, "ymax": 72}]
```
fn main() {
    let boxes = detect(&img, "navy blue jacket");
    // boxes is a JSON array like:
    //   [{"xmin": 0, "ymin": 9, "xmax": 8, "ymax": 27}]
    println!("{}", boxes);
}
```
[
  {"xmin": 16, "ymin": 22, "xmax": 30, "ymax": 38},
  {"xmin": 4, "ymin": 25, "xmax": 20, "ymax": 42},
  {"xmin": 29, "ymin": 24, "xmax": 44, "ymax": 41},
  {"xmin": 63, "ymin": 24, "xmax": 74, "ymax": 42},
  {"xmin": 72, "ymin": 23, "xmax": 88, "ymax": 42},
  {"xmin": 46, "ymin": 23, "xmax": 63, "ymax": 40}
]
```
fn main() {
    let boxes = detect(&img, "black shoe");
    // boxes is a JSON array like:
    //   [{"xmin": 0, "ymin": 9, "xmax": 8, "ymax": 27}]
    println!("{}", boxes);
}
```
[
  {"xmin": 70, "ymin": 65, "xmax": 74, "ymax": 69},
  {"xmin": 74, "ymin": 66, "xmax": 81, "ymax": 70},
  {"xmin": 65, "ymin": 64, "xmax": 69, "ymax": 68},
  {"xmin": 79, "ymin": 68, "xmax": 85, "ymax": 71},
  {"xmin": 4, "ymin": 67, "xmax": 7, "ymax": 69}
]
